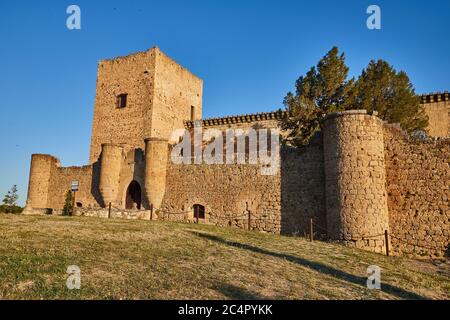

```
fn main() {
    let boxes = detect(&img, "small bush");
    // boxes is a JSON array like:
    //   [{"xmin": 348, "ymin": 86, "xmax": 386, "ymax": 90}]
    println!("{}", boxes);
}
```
[
  {"xmin": 62, "ymin": 190, "xmax": 74, "ymax": 216},
  {"xmin": 0, "ymin": 204, "xmax": 23, "ymax": 214}
]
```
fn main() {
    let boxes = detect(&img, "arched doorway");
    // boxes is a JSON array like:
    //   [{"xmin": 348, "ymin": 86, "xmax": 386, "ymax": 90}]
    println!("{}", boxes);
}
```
[{"xmin": 125, "ymin": 180, "xmax": 141, "ymax": 209}]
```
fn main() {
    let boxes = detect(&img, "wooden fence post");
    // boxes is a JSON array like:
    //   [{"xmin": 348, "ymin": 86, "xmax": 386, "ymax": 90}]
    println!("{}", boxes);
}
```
[
  {"xmin": 310, "ymin": 218, "xmax": 314, "ymax": 242},
  {"xmin": 384, "ymin": 230, "xmax": 390, "ymax": 256},
  {"xmin": 108, "ymin": 202, "xmax": 111, "ymax": 219},
  {"xmin": 150, "ymin": 203, "xmax": 153, "ymax": 221}
]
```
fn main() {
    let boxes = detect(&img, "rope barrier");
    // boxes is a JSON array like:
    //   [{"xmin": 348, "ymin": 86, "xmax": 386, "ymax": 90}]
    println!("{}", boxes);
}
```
[
  {"xmin": 157, "ymin": 210, "xmax": 193, "ymax": 215},
  {"xmin": 340, "ymin": 233, "xmax": 385, "ymax": 241},
  {"xmin": 159, "ymin": 210, "xmax": 275, "ymax": 220},
  {"xmin": 156, "ymin": 213, "xmax": 446, "ymax": 253},
  {"xmin": 389, "ymin": 234, "xmax": 445, "ymax": 252},
  {"xmin": 311, "ymin": 220, "xmax": 385, "ymax": 240},
  {"xmin": 311, "ymin": 220, "xmax": 445, "ymax": 252}
]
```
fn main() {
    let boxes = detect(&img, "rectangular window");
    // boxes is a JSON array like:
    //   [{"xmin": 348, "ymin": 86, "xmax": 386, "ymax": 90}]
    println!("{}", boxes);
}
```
[{"xmin": 116, "ymin": 94, "xmax": 128, "ymax": 108}]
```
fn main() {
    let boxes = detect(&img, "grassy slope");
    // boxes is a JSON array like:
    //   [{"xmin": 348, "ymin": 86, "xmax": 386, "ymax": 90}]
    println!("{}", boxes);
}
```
[{"xmin": 0, "ymin": 214, "xmax": 448, "ymax": 300}]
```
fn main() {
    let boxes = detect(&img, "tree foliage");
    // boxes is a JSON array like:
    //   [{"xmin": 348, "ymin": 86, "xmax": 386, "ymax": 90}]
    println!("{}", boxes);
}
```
[
  {"xmin": 2, "ymin": 185, "xmax": 20, "ymax": 213},
  {"xmin": 0, "ymin": 205, "xmax": 22, "ymax": 214},
  {"xmin": 282, "ymin": 47, "xmax": 354, "ymax": 145},
  {"xmin": 62, "ymin": 190, "xmax": 73, "ymax": 216},
  {"xmin": 283, "ymin": 47, "xmax": 428, "ymax": 146},
  {"xmin": 348, "ymin": 59, "xmax": 428, "ymax": 132}
]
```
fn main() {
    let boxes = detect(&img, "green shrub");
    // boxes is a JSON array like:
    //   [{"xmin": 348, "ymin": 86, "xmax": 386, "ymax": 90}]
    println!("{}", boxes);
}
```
[
  {"xmin": 0, "ymin": 204, "xmax": 23, "ymax": 214},
  {"xmin": 62, "ymin": 190, "xmax": 74, "ymax": 216}
]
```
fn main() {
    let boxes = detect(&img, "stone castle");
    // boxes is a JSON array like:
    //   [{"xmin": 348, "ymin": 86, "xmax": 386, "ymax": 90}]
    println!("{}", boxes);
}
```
[{"xmin": 24, "ymin": 47, "xmax": 449, "ymax": 257}]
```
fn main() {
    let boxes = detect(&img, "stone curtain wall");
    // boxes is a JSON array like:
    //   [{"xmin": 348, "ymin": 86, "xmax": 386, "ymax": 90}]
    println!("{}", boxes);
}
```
[
  {"xmin": 191, "ymin": 118, "xmax": 282, "ymax": 132},
  {"xmin": 160, "ymin": 161, "xmax": 283, "ymax": 233},
  {"xmin": 280, "ymin": 138, "xmax": 327, "ymax": 237},
  {"xmin": 47, "ymin": 163, "xmax": 100, "ymax": 212},
  {"xmin": 384, "ymin": 125, "xmax": 450, "ymax": 257},
  {"xmin": 160, "ymin": 142, "xmax": 326, "ymax": 236}
]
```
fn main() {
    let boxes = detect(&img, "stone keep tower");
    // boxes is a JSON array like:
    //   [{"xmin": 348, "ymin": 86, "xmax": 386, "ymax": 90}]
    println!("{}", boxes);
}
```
[
  {"xmin": 90, "ymin": 46, "xmax": 203, "ymax": 163},
  {"xmin": 90, "ymin": 46, "xmax": 203, "ymax": 210}
]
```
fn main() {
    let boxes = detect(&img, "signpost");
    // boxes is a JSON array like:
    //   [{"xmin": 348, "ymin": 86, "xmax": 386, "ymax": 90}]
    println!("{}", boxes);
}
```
[{"xmin": 71, "ymin": 181, "xmax": 79, "ymax": 216}]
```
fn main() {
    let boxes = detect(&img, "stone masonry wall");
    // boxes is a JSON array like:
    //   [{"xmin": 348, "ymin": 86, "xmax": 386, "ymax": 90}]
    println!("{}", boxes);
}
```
[
  {"xmin": 47, "ymin": 163, "xmax": 100, "ymax": 212},
  {"xmin": 26, "ymin": 154, "xmax": 59, "ymax": 209},
  {"xmin": 89, "ymin": 49, "xmax": 156, "ymax": 163},
  {"xmin": 74, "ymin": 207, "xmax": 151, "ymax": 220},
  {"xmin": 160, "ymin": 160, "xmax": 282, "ymax": 233},
  {"xmin": 151, "ymin": 49, "xmax": 203, "ymax": 141},
  {"xmin": 422, "ymin": 92, "xmax": 449, "ymax": 138},
  {"xmin": 384, "ymin": 125, "xmax": 450, "ymax": 257},
  {"xmin": 323, "ymin": 111, "xmax": 390, "ymax": 254},
  {"xmin": 160, "ymin": 142, "xmax": 326, "ymax": 236},
  {"xmin": 280, "ymin": 137, "xmax": 326, "ymax": 237},
  {"xmin": 198, "ymin": 118, "xmax": 281, "ymax": 132},
  {"xmin": 89, "ymin": 47, "xmax": 203, "ymax": 163}
]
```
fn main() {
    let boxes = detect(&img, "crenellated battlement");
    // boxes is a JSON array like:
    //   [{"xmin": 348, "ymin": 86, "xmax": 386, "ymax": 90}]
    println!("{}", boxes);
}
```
[
  {"xmin": 420, "ymin": 91, "xmax": 449, "ymax": 103},
  {"xmin": 420, "ymin": 91, "xmax": 450, "ymax": 138},
  {"xmin": 184, "ymin": 109, "xmax": 288, "ymax": 129}
]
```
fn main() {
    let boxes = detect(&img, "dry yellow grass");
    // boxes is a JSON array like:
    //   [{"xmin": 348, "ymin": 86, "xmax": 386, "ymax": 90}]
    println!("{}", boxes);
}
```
[{"xmin": 0, "ymin": 213, "xmax": 448, "ymax": 299}]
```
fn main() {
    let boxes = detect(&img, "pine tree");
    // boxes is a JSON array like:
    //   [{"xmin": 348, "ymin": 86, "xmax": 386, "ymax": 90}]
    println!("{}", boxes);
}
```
[
  {"xmin": 283, "ymin": 50, "xmax": 429, "ymax": 145},
  {"xmin": 2, "ymin": 185, "xmax": 19, "ymax": 213},
  {"xmin": 348, "ymin": 59, "xmax": 428, "ymax": 132},
  {"xmin": 282, "ymin": 47, "xmax": 354, "ymax": 145}
]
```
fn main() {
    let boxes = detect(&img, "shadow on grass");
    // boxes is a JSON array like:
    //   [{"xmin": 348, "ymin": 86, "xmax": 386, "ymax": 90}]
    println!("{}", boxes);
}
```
[
  {"xmin": 214, "ymin": 283, "xmax": 264, "ymax": 300},
  {"xmin": 191, "ymin": 231, "xmax": 428, "ymax": 300}
]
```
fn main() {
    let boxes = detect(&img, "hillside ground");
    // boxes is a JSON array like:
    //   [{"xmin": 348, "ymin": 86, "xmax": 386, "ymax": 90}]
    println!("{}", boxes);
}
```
[{"xmin": 0, "ymin": 214, "xmax": 448, "ymax": 299}]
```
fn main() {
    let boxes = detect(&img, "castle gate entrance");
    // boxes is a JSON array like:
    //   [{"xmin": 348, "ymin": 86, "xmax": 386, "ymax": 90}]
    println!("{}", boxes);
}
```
[{"xmin": 125, "ymin": 180, "xmax": 141, "ymax": 210}]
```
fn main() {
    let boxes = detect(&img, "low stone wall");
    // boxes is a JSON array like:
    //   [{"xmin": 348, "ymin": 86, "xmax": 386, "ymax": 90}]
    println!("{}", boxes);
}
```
[
  {"xmin": 21, "ymin": 207, "xmax": 53, "ymax": 215},
  {"xmin": 74, "ymin": 207, "xmax": 152, "ymax": 220}
]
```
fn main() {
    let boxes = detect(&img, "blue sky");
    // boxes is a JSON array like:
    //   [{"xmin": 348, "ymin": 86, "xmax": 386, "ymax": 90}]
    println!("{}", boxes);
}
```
[{"xmin": 1, "ymin": 0, "xmax": 449, "ymax": 205}]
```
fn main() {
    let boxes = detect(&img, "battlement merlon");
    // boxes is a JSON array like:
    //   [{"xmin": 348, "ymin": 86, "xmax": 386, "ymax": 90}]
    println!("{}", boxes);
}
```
[{"xmin": 420, "ymin": 91, "xmax": 449, "ymax": 103}]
